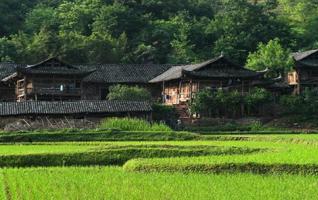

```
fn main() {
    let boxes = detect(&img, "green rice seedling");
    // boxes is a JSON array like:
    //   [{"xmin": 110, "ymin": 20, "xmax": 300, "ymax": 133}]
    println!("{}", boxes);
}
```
[
  {"xmin": 0, "ymin": 173, "xmax": 5, "ymax": 200},
  {"xmin": 2, "ymin": 167, "xmax": 318, "ymax": 200},
  {"xmin": 0, "ymin": 142, "xmax": 261, "ymax": 167},
  {"xmin": 123, "ymin": 140, "xmax": 318, "ymax": 174}
]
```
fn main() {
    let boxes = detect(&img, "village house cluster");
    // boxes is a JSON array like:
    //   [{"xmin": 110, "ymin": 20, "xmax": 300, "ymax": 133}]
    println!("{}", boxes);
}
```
[{"xmin": 0, "ymin": 49, "xmax": 317, "ymax": 118}]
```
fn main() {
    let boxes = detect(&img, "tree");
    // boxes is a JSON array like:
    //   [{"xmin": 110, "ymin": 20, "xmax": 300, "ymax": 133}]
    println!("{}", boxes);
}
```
[
  {"xmin": 206, "ymin": 0, "xmax": 292, "ymax": 64},
  {"xmin": 0, "ymin": 37, "xmax": 16, "ymax": 62},
  {"xmin": 244, "ymin": 87, "xmax": 272, "ymax": 115},
  {"xmin": 278, "ymin": 0, "xmax": 318, "ymax": 49},
  {"xmin": 92, "ymin": 3, "xmax": 144, "ymax": 38},
  {"xmin": 24, "ymin": 5, "xmax": 59, "ymax": 34},
  {"xmin": 246, "ymin": 38, "xmax": 294, "ymax": 77},
  {"xmin": 107, "ymin": 85, "xmax": 152, "ymax": 101},
  {"xmin": 168, "ymin": 13, "xmax": 197, "ymax": 64},
  {"xmin": 0, "ymin": 0, "xmax": 38, "ymax": 36},
  {"xmin": 57, "ymin": 0, "xmax": 101, "ymax": 36},
  {"xmin": 190, "ymin": 88, "xmax": 217, "ymax": 117},
  {"xmin": 0, "ymin": 0, "xmax": 311, "ymax": 64}
]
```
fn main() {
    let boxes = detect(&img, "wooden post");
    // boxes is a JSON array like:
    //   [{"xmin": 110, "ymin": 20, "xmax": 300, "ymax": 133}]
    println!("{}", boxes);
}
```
[
  {"xmin": 296, "ymin": 70, "xmax": 301, "ymax": 95},
  {"xmin": 178, "ymin": 80, "xmax": 182, "ymax": 104},
  {"xmin": 190, "ymin": 79, "xmax": 193, "ymax": 103},
  {"xmin": 162, "ymin": 81, "xmax": 165, "ymax": 104},
  {"xmin": 23, "ymin": 77, "xmax": 27, "ymax": 101},
  {"xmin": 241, "ymin": 81, "xmax": 245, "ymax": 117}
]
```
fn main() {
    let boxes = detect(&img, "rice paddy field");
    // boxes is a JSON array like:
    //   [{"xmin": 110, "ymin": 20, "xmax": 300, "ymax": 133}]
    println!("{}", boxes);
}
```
[{"xmin": 1, "ymin": 132, "xmax": 318, "ymax": 199}]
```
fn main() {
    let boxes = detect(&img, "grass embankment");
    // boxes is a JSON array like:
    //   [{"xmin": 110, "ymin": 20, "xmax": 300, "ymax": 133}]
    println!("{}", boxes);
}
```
[
  {"xmin": 0, "ymin": 130, "xmax": 200, "ymax": 142},
  {"xmin": 1, "ymin": 167, "xmax": 318, "ymax": 200},
  {"xmin": 123, "ymin": 138, "xmax": 318, "ymax": 174},
  {"xmin": 3, "ymin": 129, "xmax": 318, "ymax": 173},
  {"xmin": 0, "ymin": 142, "xmax": 260, "ymax": 167}
]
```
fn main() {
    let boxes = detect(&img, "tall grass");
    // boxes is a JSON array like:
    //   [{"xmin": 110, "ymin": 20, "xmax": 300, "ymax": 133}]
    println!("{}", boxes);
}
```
[{"xmin": 100, "ymin": 118, "xmax": 172, "ymax": 131}]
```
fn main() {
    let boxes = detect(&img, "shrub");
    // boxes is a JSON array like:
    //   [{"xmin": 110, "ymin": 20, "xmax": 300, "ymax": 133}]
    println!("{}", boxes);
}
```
[
  {"xmin": 107, "ymin": 85, "xmax": 151, "ymax": 101},
  {"xmin": 99, "ymin": 117, "xmax": 172, "ymax": 131},
  {"xmin": 280, "ymin": 88, "xmax": 318, "ymax": 115},
  {"xmin": 244, "ymin": 87, "xmax": 273, "ymax": 115},
  {"xmin": 152, "ymin": 104, "xmax": 179, "ymax": 126},
  {"xmin": 190, "ymin": 88, "xmax": 218, "ymax": 117},
  {"xmin": 190, "ymin": 87, "xmax": 273, "ymax": 118}
]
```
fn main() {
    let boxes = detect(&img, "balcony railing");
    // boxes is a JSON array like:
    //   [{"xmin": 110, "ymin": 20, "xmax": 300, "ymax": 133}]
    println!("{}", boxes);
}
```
[{"xmin": 25, "ymin": 87, "xmax": 81, "ymax": 96}]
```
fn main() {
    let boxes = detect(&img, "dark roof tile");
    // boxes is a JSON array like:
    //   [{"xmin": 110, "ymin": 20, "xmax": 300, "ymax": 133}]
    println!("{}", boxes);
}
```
[
  {"xmin": 0, "ymin": 101, "xmax": 152, "ymax": 116},
  {"xmin": 80, "ymin": 64, "xmax": 174, "ymax": 83},
  {"xmin": 150, "ymin": 55, "xmax": 262, "ymax": 82},
  {"xmin": 0, "ymin": 63, "xmax": 24, "ymax": 81}
]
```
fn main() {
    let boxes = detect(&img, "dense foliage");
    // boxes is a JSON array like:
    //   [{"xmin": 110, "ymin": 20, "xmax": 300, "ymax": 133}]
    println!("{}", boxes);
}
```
[
  {"xmin": 246, "ymin": 38, "xmax": 294, "ymax": 77},
  {"xmin": 280, "ymin": 88, "xmax": 318, "ymax": 115},
  {"xmin": 0, "ymin": 0, "xmax": 317, "ymax": 65},
  {"xmin": 107, "ymin": 85, "xmax": 151, "ymax": 101},
  {"xmin": 190, "ymin": 88, "xmax": 273, "ymax": 118},
  {"xmin": 152, "ymin": 104, "xmax": 179, "ymax": 125}
]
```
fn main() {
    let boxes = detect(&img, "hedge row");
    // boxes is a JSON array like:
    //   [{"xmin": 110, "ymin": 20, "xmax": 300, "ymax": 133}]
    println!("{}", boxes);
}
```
[
  {"xmin": 123, "ymin": 161, "xmax": 318, "ymax": 175},
  {"xmin": 0, "ymin": 146, "xmax": 259, "ymax": 167}
]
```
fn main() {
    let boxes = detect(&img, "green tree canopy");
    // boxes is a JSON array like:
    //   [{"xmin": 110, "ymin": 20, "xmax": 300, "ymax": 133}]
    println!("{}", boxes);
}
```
[
  {"xmin": 107, "ymin": 85, "xmax": 152, "ymax": 102},
  {"xmin": 0, "ymin": 0, "xmax": 316, "ymax": 64},
  {"xmin": 246, "ymin": 38, "xmax": 294, "ymax": 77}
]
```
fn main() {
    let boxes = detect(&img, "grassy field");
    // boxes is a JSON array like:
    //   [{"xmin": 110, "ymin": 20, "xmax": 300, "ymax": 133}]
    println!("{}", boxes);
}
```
[{"xmin": 0, "ymin": 132, "xmax": 318, "ymax": 199}]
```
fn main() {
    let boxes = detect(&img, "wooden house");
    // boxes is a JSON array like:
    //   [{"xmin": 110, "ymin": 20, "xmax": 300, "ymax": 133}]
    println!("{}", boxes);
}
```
[
  {"xmin": 149, "ymin": 55, "xmax": 266, "ymax": 105},
  {"xmin": 0, "ymin": 55, "xmax": 270, "ymax": 106},
  {"xmin": 0, "ymin": 58, "xmax": 171, "ymax": 102},
  {"xmin": 288, "ymin": 49, "xmax": 318, "ymax": 94}
]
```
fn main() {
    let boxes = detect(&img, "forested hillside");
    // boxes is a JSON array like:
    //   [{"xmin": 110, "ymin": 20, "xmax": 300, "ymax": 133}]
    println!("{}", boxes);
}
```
[{"xmin": 0, "ymin": 0, "xmax": 317, "ymax": 65}]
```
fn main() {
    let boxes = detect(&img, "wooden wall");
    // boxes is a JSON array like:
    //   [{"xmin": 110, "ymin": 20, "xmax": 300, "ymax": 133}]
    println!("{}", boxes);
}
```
[
  {"xmin": 162, "ymin": 79, "xmax": 253, "ymax": 105},
  {"xmin": 0, "ymin": 82, "xmax": 15, "ymax": 102}
]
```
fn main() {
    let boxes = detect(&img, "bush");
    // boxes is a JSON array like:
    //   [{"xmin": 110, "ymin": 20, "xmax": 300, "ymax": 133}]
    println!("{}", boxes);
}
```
[
  {"xmin": 244, "ymin": 88, "xmax": 273, "ymax": 115},
  {"xmin": 280, "ymin": 88, "xmax": 318, "ymax": 115},
  {"xmin": 152, "ymin": 104, "xmax": 179, "ymax": 126},
  {"xmin": 107, "ymin": 85, "xmax": 151, "ymax": 101},
  {"xmin": 99, "ymin": 117, "xmax": 172, "ymax": 131},
  {"xmin": 190, "ymin": 87, "xmax": 273, "ymax": 118}
]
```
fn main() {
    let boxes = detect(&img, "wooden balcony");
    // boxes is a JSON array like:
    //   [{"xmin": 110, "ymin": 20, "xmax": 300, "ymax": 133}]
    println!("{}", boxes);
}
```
[{"xmin": 26, "ymin": 87, "xmax": 81, "ymax": 96}]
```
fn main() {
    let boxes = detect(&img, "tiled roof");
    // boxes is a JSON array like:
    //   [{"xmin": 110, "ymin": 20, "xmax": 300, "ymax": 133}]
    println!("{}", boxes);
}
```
[
  {"xmin": 80, "ymin": 64, "xmax": 174, "ymax": 83},
  {"xmin": 0, "ymin": 63, "xmax": 23, "ymax": 81},
  {"xmin": 293, "ymin": 49, "xmax": 318, "ymax": 61},
  {"xmin": 1, "ymin": 56, "xmax": 263, "ymax": 84},
  {"xmin": 19, "ymin": 58, "xmax": 93, "ymax": 75},
  {"xmin": 0, "ymin": 101, "xmax": 152, "ymax": 116},
  {"xmin": 1, "ymin": 59, "xmax": 174, "ymax": 83},
  {"xmin": 185, "ymin": 68, "xmax": 264, "ymax": 79},
  {"xmin": 150, "ymin": 55, "xmax": 261, "ymax": 83}
]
